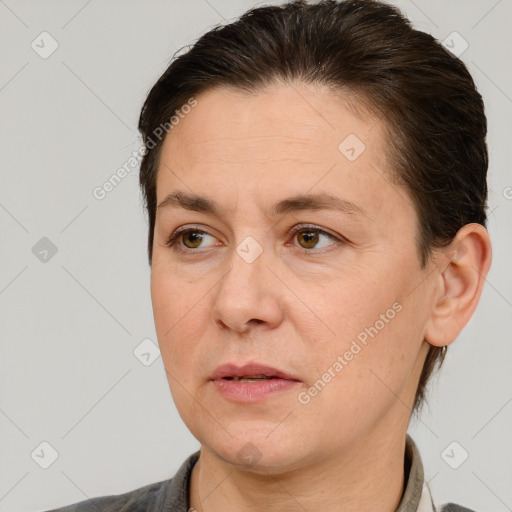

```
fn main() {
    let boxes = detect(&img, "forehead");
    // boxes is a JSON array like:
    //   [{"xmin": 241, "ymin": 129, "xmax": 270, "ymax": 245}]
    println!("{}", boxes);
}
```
[
  {"xmin": 159, "ymin": 82, "xmax": 382, "ymax": 168},
  {"xmin": 155, "ymin": 82, "xmax": 413, "ymax": 230}
]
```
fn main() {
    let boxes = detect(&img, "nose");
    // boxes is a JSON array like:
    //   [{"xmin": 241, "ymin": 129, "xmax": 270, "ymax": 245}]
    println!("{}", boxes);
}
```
[{"xmin": 211, "ymin": 240, "xmax": 284, "ymax": 334}]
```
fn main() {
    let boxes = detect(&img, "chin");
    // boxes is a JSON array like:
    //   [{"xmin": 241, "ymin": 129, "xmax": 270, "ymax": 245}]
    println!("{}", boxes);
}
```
[{"xmin": 200, "ymin": 425, "xmax": 313, "ymax": 474}]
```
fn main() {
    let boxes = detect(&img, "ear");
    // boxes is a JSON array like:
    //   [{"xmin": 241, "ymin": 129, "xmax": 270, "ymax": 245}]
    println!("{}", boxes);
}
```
[{"xmin": 424, "ymin": 223, "xmax": 492, "ymax": 348}]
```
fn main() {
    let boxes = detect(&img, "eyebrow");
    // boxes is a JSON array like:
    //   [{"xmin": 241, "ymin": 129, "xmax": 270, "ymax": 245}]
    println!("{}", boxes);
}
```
[{"xmin": 156, "ymin": 191, "xmax": 367, "ymax": 218}]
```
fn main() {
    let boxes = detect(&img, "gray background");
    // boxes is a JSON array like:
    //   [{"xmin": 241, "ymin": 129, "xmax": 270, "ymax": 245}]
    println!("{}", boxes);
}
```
[{"xmin": 0, "ymin": 1, "xmax": 511, "ymax": 511}]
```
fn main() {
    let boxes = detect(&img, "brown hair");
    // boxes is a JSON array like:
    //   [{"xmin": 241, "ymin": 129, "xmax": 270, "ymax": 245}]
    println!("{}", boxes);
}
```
[{"xmin": 138, "ymin": 0, "xmax": 488, "ymax": 415}]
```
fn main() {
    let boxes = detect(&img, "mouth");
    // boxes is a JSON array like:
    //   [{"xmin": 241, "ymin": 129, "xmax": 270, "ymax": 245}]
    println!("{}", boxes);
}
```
[
  {"xmin": 210, "ymin": 363, "xmax": 301, "ymax": 403},
  {"xmin": 210, "ymin": 362, "xmax": 300, "ymax": 382},
  {"xmin": 222, "ymin": 375, "xmax": 280, "ymax": 382}
]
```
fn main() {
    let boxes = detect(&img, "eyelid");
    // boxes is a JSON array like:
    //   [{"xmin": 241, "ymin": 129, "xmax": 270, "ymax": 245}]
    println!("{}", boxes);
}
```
[{"xmin": 288, "ymin": 223, "xmax": 341, "ymax": 241}]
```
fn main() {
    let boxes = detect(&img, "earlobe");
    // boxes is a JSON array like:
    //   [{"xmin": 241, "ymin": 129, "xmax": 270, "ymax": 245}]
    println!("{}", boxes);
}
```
[{"xmin": 424, "ymin": 223, "xmax": 492, "ymax": 348}]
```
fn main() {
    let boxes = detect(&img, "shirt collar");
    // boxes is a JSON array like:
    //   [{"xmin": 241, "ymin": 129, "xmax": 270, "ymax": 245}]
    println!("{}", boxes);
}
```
[
  {"xmin": 397, "ymin": 434, "xmax": 436, "ymax": 512},
  {"xmin": 162, "ymin": 434, "xmax": 435, "ymax": 512}
]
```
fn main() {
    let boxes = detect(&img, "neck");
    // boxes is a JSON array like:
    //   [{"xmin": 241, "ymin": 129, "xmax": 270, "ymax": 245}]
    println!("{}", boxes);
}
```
[{"xmin": 189, "ymin": 429, "xmax": 408, "ymax": 512}]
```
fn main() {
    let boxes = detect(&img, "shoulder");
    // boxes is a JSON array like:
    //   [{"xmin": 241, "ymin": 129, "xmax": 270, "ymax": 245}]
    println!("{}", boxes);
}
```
[
  {"xmin": 43, "ymin": 477, "xmax": 171, "ymax": 512},
  {"xmin": 44, "ymin": 450, "xmax": 200, "ymax": 512},
  {"xmin": 438, "ymin": 503, "xmax": 479, "ymax": 512}
]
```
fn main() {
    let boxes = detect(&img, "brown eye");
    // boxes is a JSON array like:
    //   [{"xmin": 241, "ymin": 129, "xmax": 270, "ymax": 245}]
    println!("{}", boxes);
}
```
[
  {"xmin": 165, "ymin": 228, "xmax": 218, "ymax": 251},
  {"xmin": 182, "ymin": 231, "xmax": 205, "ymax": 249},
  {"xmin": 291, "ymin": 225, "xmax": 340, "ymax": 251},
  {"xmin": 296, "ymin": 231, "xmax": 321, "ymax": 249}
]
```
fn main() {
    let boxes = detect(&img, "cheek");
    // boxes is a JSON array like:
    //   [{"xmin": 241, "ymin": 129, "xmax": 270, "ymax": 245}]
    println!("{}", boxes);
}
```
[
  {"xmin": 150, "ymin": 273, "xmax": 208, "ymax": 425},
  {"xmin": 298, "ymin": 312, "xmax": 417, "ymax": 443},
  {"xmin": 151, "ymin": 270, "xmax": 200, "ymax": 363},
  {"xmin": 301, "ymin": 264, "xmax": 420, "ymax": 397},
  {"xmin": 301, "ymin": 266, "xmax": 398, "ymax": 346},
  {"xmin": 150, "ymin": 265, "xmax": 219, "ymax": 386}
]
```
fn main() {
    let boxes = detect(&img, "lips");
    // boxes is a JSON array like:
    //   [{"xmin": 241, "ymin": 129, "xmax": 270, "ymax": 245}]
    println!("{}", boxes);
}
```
[
  {"xmin": 211, "ymin": 362, "xmax": 301, "ymax": 403},
  {"xmin": 210, "ymin": 363, "xmax": 300, "ymax": 382}
]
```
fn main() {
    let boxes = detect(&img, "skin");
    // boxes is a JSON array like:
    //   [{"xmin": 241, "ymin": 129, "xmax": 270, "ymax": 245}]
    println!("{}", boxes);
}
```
[{"xmin": 150, "ymin": 81, "xmax": 492, "ymax": 512}]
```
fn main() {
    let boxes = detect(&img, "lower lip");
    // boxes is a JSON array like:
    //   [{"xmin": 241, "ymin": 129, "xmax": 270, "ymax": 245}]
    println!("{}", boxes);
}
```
[{"xmin": 212, "ymin": 378, "xmax": 300, "ymax": 403}]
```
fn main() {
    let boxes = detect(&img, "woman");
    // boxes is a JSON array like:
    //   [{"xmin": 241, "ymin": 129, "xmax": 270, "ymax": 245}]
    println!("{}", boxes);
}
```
[{"xmin": 48, "ymin": 0, "xmax": 492, "ymax": 510}]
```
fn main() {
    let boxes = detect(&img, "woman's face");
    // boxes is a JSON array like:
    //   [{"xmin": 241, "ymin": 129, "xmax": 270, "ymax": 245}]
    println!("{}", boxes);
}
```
[{"xmin": 150, "ymin": 82, "xmax": 435, "ymax": 472}]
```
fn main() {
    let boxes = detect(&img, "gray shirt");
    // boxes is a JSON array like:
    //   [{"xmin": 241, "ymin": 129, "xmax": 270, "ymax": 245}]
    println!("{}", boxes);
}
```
[{"xmin": 46, "ymin": 434, "xmax": 477, "ymax": 512}]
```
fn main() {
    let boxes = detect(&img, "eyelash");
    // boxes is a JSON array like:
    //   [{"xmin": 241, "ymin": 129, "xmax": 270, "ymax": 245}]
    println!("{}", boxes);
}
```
[{"xmin": 164, "ymin": 224, "xmax": 347, "ymax": 255}]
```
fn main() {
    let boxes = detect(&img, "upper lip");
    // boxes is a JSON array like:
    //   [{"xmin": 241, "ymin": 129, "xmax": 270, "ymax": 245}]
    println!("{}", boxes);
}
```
[{"xmin": 210, "ymin": 362, "xmax": 300, "ymax": 381}]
